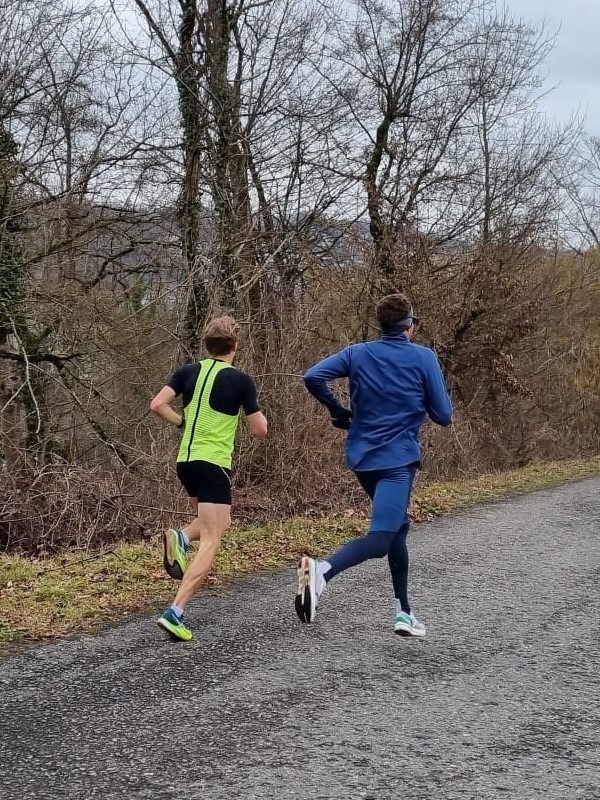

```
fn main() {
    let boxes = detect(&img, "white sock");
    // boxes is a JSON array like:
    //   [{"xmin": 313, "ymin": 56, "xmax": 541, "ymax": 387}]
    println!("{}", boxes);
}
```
[
  {"xmin": 171, "ymin": 604, "xmax": 185, "ymax": 618},
  {"xmin": 395, "ymin": 600, "xmax": 411, "ymax": 617},
  {"xmin": 316, "ymin": 560, "xmax": 332, "ymax": 598},
  {"xmin": 180, "ymin": 530, "xmax": 190, "ymax": 547}
]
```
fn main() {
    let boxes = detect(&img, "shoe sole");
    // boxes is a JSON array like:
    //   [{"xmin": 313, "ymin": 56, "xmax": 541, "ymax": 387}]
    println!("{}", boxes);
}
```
[
  {"xmin": 394, "ymin": 623, "xmax": 426, "ymax": 638},
  {"xmin": 295, "ymin": 556, "xmax": 316, "ymax": 623},
  {"xmin": 157, "ymin": 616, "xmax": 193, "ymax": 642},
  {"xmin": 163, "ymin": 530, "xmax": 185, "ymax": 581}
]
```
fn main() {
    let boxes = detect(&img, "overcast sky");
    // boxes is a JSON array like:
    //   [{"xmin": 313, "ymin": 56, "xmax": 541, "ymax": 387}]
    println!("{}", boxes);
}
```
[
  {"xmin": 503, "ymin": 0, "xmax": 600, "ymax": 136},
  {"xmin": 115, "ymin": 0, "xmax": 600, "ymax": 136}
]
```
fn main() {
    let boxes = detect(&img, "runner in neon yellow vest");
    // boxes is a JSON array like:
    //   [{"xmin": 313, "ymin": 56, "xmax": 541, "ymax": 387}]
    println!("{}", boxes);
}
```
[
  {"xmin": 176, "ymin": 357, "xmax": 241, "ymax": 468},
  {"xmin": 150, "ymin": 316, "xmax": 268, "ymax": 641}
]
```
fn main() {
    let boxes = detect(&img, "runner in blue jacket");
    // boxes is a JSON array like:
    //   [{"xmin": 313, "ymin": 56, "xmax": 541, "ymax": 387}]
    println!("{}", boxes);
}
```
[{"xmin": 296, "ymin": 293, "xmax": 453, "ymax": 636}]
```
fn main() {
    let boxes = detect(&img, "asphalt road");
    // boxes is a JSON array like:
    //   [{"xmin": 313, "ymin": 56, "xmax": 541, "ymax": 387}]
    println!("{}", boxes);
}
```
[{"xmin": 1, "ymin": 478, "xmax": 599, "ymax": 800}]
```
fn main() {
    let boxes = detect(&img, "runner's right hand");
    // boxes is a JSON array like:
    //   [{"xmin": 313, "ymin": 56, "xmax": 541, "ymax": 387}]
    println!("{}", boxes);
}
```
[{"xmin": 331, "ymin": 410, "xmax": 352, "ymax": 430}]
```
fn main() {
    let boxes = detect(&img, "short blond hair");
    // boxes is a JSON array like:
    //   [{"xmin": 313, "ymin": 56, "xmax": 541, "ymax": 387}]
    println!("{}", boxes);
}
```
[{"xmin": 203, "ymin": 315, "xmax": 239, "ymax": 356}]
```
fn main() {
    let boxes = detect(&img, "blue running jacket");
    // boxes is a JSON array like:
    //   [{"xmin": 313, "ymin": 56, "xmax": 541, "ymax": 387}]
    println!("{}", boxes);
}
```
[{"xmin": 304, "ymin": 332, "xmax": 453, "ymax": 471}]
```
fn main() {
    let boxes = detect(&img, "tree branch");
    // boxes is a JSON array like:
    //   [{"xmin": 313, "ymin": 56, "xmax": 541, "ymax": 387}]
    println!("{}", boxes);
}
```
[{"xmin": 0, "ymin": 351, "xmax": 82, "ymax": 367}]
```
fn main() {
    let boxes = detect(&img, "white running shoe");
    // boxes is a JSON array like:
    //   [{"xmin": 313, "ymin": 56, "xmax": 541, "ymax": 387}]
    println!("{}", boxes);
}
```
[
  {"xmin": 394, "ymin": 611, "xmax": 427, "ymax": 637},
  {"xmin": 295, "ymin": 556, "xmax": 327, "ymax": 623}
]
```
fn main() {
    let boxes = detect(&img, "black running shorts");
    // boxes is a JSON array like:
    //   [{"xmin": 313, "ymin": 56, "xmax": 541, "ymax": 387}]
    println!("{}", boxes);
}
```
[{"xmin": 176, "ymin": 460, "xmax": 232, "ymax": 505}]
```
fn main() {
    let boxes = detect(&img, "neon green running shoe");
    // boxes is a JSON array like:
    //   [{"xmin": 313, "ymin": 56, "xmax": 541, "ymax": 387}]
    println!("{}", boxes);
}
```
[
  {"xmin": 157, "ymin": 608, "xmax": 193, "ymax": 641},
  {"xmin": 163, "ymin": 528, "xmax": 188, "ymax": 580}
]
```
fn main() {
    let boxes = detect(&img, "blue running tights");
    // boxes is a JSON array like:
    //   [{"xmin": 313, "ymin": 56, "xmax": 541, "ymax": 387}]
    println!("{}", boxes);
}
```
[{"xmin": 324, "ymin": 465, "xmax": 417, "ymax": 613}]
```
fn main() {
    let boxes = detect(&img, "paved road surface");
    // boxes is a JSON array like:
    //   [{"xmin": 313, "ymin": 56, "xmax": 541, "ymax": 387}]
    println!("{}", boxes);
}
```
[{"xmin": 1, "ymin": 478, "xmax": 599, "ymax": 800}]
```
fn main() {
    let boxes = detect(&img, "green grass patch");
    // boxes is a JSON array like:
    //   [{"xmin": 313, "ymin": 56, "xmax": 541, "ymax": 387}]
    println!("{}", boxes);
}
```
[{"xmin": 1, "ymin": 456, "xmax": 599, "ymax": 649}]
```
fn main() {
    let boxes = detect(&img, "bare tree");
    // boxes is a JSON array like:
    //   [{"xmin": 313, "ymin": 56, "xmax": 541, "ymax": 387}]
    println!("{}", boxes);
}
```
[
  {"xmin": 121, "ymin": 1, "xmax": 351, "ymax": 346},
  {"xmin": 0, "ymin": 1, "xmax": 164, "ymax": 466},
  {"xmin": 561, "ymin": 136, "xmax": 600, "ymax": 249}
]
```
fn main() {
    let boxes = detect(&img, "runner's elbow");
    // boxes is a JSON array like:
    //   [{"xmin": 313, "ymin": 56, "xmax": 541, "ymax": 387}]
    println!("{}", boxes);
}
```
[
  {"xmin": 303, "ymin": 374, "xmax": 319, "ymax": 394},
  {"xmin": 150, "ymin": 398, "xmax": 162, "ymax": 414}
]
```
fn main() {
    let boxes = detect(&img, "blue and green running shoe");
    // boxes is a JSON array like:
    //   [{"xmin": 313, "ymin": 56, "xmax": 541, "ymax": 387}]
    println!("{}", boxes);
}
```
[
  {"xmin": 163, "ymin": 528, "xmax": 188, "ymax": 580},
  {"xmin": 157, "ymin": 608, "xmax": 193, "ymax": 641}
]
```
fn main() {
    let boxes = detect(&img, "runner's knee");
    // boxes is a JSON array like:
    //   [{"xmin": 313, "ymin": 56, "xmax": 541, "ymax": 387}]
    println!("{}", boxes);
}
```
[{"xmin": 367, "ymin": 530, "xmax": 396, "ymax": 558}]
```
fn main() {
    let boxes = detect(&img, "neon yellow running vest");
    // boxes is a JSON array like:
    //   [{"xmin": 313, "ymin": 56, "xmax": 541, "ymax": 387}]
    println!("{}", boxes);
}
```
[{"xmin": 177, "ymin": 359, "xmax": 240, "ymax": 468}]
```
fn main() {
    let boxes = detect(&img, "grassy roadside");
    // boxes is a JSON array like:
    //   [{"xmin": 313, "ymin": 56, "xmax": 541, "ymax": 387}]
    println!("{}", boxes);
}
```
[{"xmin": 2, "ymin": 456, "xmax": 600, "ymax": 650}]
